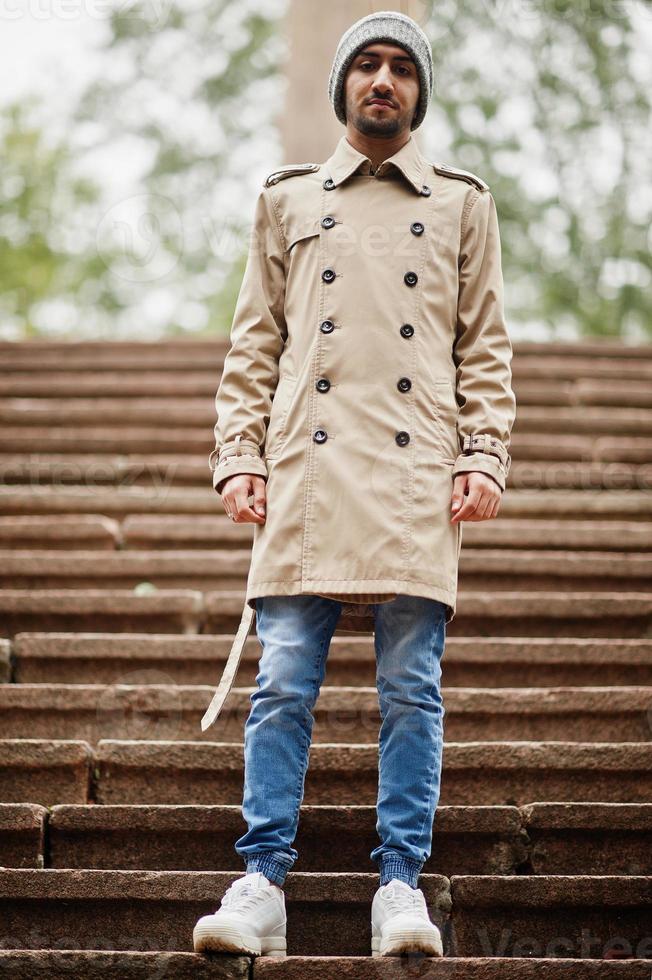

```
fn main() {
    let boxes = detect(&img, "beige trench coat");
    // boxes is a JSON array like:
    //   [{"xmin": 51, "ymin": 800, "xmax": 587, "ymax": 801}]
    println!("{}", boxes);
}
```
[{"xmin": 201, "ymin": 133, "xmax": 516, "ymax": 730}]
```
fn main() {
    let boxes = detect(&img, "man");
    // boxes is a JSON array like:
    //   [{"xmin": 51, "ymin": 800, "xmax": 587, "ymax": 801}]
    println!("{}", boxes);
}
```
[{"xmin": 194, "ymin": 9, "xmax": 516, "ymax": 960}]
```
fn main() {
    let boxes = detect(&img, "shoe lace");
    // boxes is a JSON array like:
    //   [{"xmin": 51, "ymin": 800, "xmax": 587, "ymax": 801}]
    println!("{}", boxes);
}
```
[
  {"xmin": 383, "ymin": 884, "xmax": 428, "ymax": 919},
  {"xmin": 220, "ymin": 880, "xmax": 268, "ymax": 913}
]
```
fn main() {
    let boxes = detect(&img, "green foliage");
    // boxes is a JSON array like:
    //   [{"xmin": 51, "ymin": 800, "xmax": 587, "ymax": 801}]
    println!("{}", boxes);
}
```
[
  {"xmin": 426, "ymin": 0, "xmax": 652, "ymax": 339},
  {"xmin": 1, "ymin": 0, "xmax": 650, "ymax": 340}
]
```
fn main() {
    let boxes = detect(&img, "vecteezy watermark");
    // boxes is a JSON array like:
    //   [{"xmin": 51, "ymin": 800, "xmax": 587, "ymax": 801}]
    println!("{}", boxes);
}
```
[
  {"xmin": 96, "ymin": 193, "xmax": 184, "ymax": 284},
  {"xmin": 94, "ymin": 667, "xmax": 184, "ymax": 741},
  {"xmin": 0, "ymin": 456, "xmax": 182, "ymax": 502},
  {"xmin": 0, "ymin": 0, "xmax": 175, "ymax": 31},
  {"xmin": 472, "ymin": 925, "xmax": 652, "ymax": 959}
]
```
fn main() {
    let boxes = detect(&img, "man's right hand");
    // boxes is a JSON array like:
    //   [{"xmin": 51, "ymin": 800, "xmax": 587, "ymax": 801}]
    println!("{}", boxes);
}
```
[{"xmin": 219, "ymin": 473, "xmax": 267, "ymax": 524}]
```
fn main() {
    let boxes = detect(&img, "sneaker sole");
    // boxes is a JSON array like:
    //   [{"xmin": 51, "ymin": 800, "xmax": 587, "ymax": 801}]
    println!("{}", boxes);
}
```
[
  {"xmin": 193, "ymin": 923, "xmax": 286, "ymax": 958},
  {"xmin": 371, "ymin": 928, "xmax": 443, "ymax": 958}
]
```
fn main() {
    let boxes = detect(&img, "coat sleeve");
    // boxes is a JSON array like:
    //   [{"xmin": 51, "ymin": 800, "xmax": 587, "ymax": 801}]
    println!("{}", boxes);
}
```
[
  {"xmin": 451, "ymin": 188, "xmax": 517, "ymax": 492},
  {"xmin": 209, "ymin": 186, "xmax": 287, "ymax": 494}
]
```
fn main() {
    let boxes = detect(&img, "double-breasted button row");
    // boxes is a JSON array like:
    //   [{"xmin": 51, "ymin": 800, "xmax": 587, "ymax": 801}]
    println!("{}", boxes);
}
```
[
  {"xmin": 316, "ymin": 184, "xmax": 423, "ymax": 452},
  {"xmin": 315, "ymin": 427, "xmax": 411, "ymax": 449}
]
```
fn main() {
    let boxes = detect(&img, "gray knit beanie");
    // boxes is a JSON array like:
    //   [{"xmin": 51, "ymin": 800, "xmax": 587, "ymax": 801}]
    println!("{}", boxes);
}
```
[{"xmin": 328, "ymin": 10, "xmax": 434, "ymax": 131}]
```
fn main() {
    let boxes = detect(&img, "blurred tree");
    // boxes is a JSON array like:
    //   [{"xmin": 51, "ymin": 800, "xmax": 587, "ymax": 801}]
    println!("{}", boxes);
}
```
[
  {"xmin": 423, "ymin": 0, "xmax": 652, "ymax": 340},
  {"xmin": 0, "ymin": 0, "xmax": 649, "ymax": 340},
  {"xmin": 0, "ymin": 99, "xmax": 109, "ymax": 338}
]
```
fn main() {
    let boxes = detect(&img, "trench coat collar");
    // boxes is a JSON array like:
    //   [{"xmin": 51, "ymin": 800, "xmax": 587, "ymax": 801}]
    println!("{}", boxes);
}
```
[{"xmin": 324, "ymin": 133, "xmax": 429, "ymax": 195}]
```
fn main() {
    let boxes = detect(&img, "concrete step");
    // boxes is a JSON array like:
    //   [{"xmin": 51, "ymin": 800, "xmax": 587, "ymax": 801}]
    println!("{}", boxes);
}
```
[
  {"xmin": 0, "ymin": 802, "xmax": 46, "ymax": 869},
  {"xmin": 523, "ymin": 803, "xmax": 652, "ymax": 875},
  {"xmin": 2, "ymin": 375, "xmax": 652, "ymax": 415},
  {"xmin": 4, "ymin": 426, "xmax": 652, "ymax": 464},
  {"xmin": 4, "ymin": 398, "xmax": 652, "ymax": 435},
  {"xmin": 1, "ymin": 801, "xmax": 525, "ymax": 875},
  {"xmin": 3, "ymin": 453, "xmax": 652, "ymax": 493},
  {"xmin": 0, "ymin": 453, "xmax": 208, "ymax": 488},
  {"xmin": 5, "ymin": 514, "xmax": 650, "ymax": 552},
  {"xmin": 498, "ymin": 491, "xmax": 652, "ymax": 520},
  {"xmin": 0, "ymin": 336, "xmax": 646, "ymax": 357},
  {"xmin": 1, "ymin": 485, "xmax": 651, "ymax": 519},
  {"xmin": 1, "ymin": 684, "xmax": 651, "ymax": 744},
  {"xmin": 2, "ymin": 589, "xmax": 651, "ymax": 639},
  {"xmin": 3, "ymin": 548, "xmax": 652, "ymax": 592},
  {"xmin": 448, "ymin": 875, "xmax": 652, "ymax": 959},
  {"xmin": 0, "ymin": 514, "xmax": 250, "ymax": 549},
  {"xmin": 0, "ymin": 515, "xmax": 120, "ymax": 549},
  {"xmin": 509, "ymin": 405, "xmax": 652, "ymax": 435},
  {"xmin": 510, "ymin": 355, "xmax": 652, "ymax": 381},
  {"xmin": 12, "ymin": 633, "xmax": 652, "ymax": 688},
  {"xmin": 0, "ymin": 952, "xmax": 650, "ymax": 979},
  {"xmin": 2, "ymin": 738, "xmax": 650, "ymax": 808},
  {"xmin": 521, "ymin": 377, "xmax": 652, "ymax": 409},
  {"xmin": 90, "ymin": 740, "xmax": 652, "ymax": 807},
  {"xmin": 0, "ymin": 425, "xmax": 212, "ymax": 455},
  {"xmin": 3, "ymin": 374, "xmax": 652, "ymax": 410},
  {"xmin": 0, "ymin": 868, "xmax": 650, "ymax": 959},
  {"xmin": 3, "ymin": 370, "xmax": 652, "ymax": 403},
  {"xmin": 0, "ymin": 868, "xmax": 451, "ymax": 957},
  {"xmin": 0, "ymin": 549, "xmax": 253, "ymax": 590},
  {"xmin": 0, "ymin": 589, "xmax": 207, "ymax": 637},
  {"xmin": 46, "ymin": 802, "xmax": 652, "ymax": 877},
  {"xmin": 3, "ymin": 800, "xmax": 652, "ymax": 878},
  {"xmin": 0, "ymin": 739, "xmax": 91, "ymax": 806},
  {"xmin": 510, "ymin": 433, "xmax": 652, "ymax": 463},
  {"xmin": 0, "ymin": 950, "xmax": 246, "ymax": 979}
]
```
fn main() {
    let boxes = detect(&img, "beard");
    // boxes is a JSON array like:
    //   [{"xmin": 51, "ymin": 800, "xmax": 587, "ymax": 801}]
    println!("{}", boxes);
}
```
[{"xmin": 346, "ymin": 98, "xmax": 415, "ymax": 136}]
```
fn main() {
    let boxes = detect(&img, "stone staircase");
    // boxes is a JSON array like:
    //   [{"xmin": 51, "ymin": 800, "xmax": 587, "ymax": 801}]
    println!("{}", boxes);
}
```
[{"xmin": 0, "ymin": 337, "xmax": 651, "ymax": 977}]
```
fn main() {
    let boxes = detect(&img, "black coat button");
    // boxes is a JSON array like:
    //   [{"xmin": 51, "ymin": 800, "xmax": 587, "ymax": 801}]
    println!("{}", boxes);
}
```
[
  {"xmin": 420, "ymin": 185, "xmax": 431, "ymax": 196},
  {"xmin": 314, "ymin": 429, "xmax": 328, "ymax": 443},
  {"xmin": 323, "ymin": 178, "xmax": 335, "ymax": 190},
  {"xmin": 410, "ymin": 221, "xmax": 424, "ymax": 235},
  {"xmin": 395, "ymin": 431, "xmax": 410, "ymax": 446},
  {"xmin": 322, "ymin": 268, "xmax": 336, "ymax": 283},
  {"xmin": 316, "ymin": 378, "xmax": 331, "ymax": 392},
  {"xmin": 320, "ymin": 319, "xmax": 335, "ymax": 333},
  {"xmin": 400, "ymin": 323, "xmax": 414, "ymax": 338},
  {"xmin": 397, "ymin": 377, "xmax": 411, "ymax": 392},
  {"xmin": 321, "ymin": 215, "xmax": 335, "ymax": 229},
  {"xmin": 404, "ymin": 271, "xmax": 418, "ymax": 287}
]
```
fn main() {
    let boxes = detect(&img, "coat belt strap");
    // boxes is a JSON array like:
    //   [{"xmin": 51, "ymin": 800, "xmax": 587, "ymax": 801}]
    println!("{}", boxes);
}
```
[{"xmin": 200, "ymin": 600, "xmax": 256, "ymax": 732}]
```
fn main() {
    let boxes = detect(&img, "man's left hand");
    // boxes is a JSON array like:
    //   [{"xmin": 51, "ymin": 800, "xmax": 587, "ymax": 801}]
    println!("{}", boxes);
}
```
[{"xmin": 450, "ymin": 471, "xmax": 502, "ymax": 523}]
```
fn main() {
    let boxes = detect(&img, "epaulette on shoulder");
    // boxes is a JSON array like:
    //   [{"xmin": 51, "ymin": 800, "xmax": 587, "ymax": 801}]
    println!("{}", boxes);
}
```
[
  {"xmin": 432, "ymin": 163, "xmax": 489, "ymax": 192},
  {"xmin": 264, "ymin": 163, "xmax": 321, "ymax": 188}
]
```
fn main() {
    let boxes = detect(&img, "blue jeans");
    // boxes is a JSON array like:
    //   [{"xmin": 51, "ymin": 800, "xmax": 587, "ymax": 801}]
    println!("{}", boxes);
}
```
[{"xmin": 234, "ymin": 593, "xmax": 447, "ymax": 889}]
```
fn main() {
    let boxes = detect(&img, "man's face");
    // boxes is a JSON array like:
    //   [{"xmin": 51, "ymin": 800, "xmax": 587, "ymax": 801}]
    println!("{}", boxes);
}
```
[{"xmin": 343, "ymin": 42, "xmax": 420, "ymax": 137}]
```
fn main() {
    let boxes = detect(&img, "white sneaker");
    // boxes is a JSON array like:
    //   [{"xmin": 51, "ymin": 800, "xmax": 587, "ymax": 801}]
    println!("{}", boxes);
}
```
[
  {"xmin": 371, "ymin": 878, "xmax": 444, "ymax": 957},
  {"xmin": 193, "ymin": 871, "xmax": 287, "ymax": 958}
]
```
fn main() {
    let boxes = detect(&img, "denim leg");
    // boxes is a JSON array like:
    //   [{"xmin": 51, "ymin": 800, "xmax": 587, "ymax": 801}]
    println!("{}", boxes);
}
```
[
  {"xmin": 369, "ymin": 594, "xmax": 448, "ymax": 889},
  {"xmin": 234, "ymin": 594, "xmax": 343, "ymax": 887}
]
